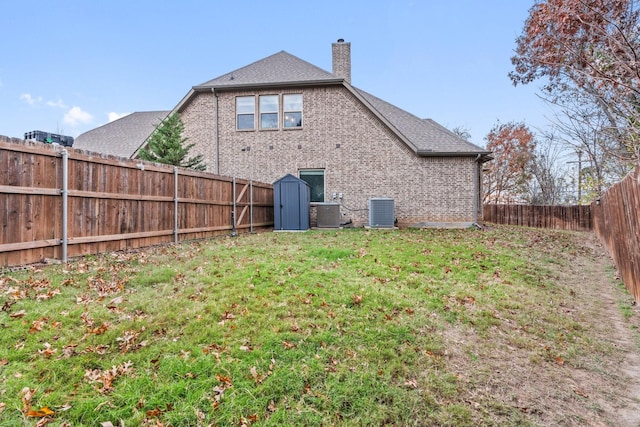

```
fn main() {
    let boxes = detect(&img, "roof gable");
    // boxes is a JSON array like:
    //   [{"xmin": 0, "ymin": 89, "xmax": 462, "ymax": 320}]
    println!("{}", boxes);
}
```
[
  {"xmin": 189, "ymin": 50, "xmax": 488, "ymax": 158},
  {"xmin": 195, "ymin": 51, "xmax": 341, "ymax": 89}
]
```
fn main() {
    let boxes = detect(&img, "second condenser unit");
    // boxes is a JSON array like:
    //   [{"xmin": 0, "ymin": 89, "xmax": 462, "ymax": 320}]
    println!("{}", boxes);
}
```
[
  {"xmin": 316, "ymin": 203, "xmax": 341, "ymax": 228},
  {"xmin": 368, "ymin": 198, "xmax": 395, "ymax": 228}
]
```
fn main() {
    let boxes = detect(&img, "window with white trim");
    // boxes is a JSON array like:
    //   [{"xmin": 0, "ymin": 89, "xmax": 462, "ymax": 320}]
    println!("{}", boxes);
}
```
[
  {"xmin": 236, "ymin": 96, "xmax": 255, "ymax": 130},
  {"xmin": 299, "ymin": 169, "xmax": 324, "ymax": 202},
  {"xmin": 259, "ymin": 95, "xmax": 279, "ymax": 129},
  {"xmin": 283, "ymin": 94, "xmax": 303, "ymax": 128}
]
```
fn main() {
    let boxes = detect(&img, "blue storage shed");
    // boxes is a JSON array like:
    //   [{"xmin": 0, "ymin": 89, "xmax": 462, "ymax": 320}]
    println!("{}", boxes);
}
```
[{"xmin": 273, "ymin": 174, "xmax": 310, "ymax": 231}]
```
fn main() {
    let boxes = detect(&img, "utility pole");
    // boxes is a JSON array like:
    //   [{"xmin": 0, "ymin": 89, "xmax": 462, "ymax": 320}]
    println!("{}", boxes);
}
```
[{"xmin": 567, "ymin": 150, "xmax": 583, "ymax": 203}]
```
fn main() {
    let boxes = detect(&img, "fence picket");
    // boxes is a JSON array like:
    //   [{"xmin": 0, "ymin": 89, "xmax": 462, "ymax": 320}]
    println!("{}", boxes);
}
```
[
  {"xmin": 483, "ymin": 204, "xmax": 592, "ymax": 231},
  {"xmin": 0, "ymin": 137, "xmax": 274, "ymax": 268},
  {"xmin": 592, "ymin": 168, "xmax": 640, "ymax": 303}
]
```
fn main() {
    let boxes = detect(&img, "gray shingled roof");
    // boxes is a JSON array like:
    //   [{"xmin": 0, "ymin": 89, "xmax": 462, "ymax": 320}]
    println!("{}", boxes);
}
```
[
  {"xmin": 195, "ymin": 51, "xmax": 341, "ymax": 89},
  {"xmin": 353, "ymin": 89, "xmax": 489, "ymax": 156},
  {"xmin": 74, "ymin": 111, "xmax": 169, "ymax": 158},
  {"xmin": 190, "ymin": 51, "xmax": 488, "ymax": 158},
  {"xmin": 76, "ymin": 50, "xmax": 489, "ymax": 160}
]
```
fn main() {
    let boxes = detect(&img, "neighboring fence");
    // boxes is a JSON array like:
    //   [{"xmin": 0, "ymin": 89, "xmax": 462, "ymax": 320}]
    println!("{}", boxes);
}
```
[
  {"xmin": 483, "ymin": 204, "xmax": 592, "ymax": 231},
  {"xmin": 591, "ymin": 167, "xmax": 640, "ymax": 303},
  {"xmin": 0, "ymin": 137, "xmax": 274, "ymax": 268}
]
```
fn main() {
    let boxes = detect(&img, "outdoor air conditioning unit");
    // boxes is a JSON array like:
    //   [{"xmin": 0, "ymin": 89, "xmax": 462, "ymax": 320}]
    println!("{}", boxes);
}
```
[
  {"xmin": 368, "ymin": 198, "xmax": 395, "ymax": 228},
  {"xmin": 316, "ymin": 203, "xmax": 341, "ymax": 228}
]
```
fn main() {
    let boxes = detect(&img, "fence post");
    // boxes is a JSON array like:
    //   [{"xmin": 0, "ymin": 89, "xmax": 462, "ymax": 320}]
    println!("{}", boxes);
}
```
[
  {"xmin": 174, "ymin": 167, "xmax": 179, "ymax": 244},
  {"xmin": 250, "ymin": 180, "xmax": 254, "ymax": 233},
  {"xmin": 60, "ymin": 148, "xmax": 69, "ymax": 263},
  {"xmin": 232, "ymin": 177, "xmax": 237, "ymax": 237}
]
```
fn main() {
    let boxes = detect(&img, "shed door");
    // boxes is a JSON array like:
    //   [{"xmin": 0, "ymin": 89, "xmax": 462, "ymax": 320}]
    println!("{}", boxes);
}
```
[{"xmin": 279, "ymin": 180, "xmax": 302, "ymax": 230}]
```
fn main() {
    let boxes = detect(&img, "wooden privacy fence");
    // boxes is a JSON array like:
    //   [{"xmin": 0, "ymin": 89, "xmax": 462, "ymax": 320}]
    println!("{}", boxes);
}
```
[
  {"xmin": 0, "ymin": 137, "xmax": 274, "ymax": 268},
  {"xmin": 591, "ymin": 167, "xmax": 640, "ymax": 303},
  {"xmin": 483, "ymin": 204, "xmax": 592, "ymax": 231}
]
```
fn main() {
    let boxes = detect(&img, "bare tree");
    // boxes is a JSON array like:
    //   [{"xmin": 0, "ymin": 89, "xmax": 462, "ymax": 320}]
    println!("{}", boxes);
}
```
[
  {"xmin": 544, "ymin": 89, "xmax": 633, "ymax": 199},
  {"xmin": 511, "ymin": 0, "xmax": 640, "ymax": 161},
  {"xmin": 451, "ymin": 126, "xmax": 472, "ymax": 140},
  {"xmin": 524, "ymin": 132, "xmax": 567, "ymax": 204}
]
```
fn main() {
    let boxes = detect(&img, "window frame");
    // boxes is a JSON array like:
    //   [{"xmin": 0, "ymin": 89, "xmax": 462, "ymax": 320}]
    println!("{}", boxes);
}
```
[
  {"xmin": 299, "ymin": 169, "xmax": 324, "ymax": 203},
  {"xmin": 259, "ymin": 95, "xmax": 279, "ymax": 130},
  {"xmin": 283, "ymin": 94, "xmax": 303, "ymax": 129},
  {"xmin": 236, "ymin": 96, "xmax": 256, "ymax": 130}
]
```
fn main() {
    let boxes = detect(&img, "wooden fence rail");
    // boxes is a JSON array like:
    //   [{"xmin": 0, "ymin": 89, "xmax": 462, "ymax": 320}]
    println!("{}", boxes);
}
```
[
  {"xmin": 0, "ymin": 137, "xmax": 274, "ymax": 267},
  {"xmin": 483, "ymin": 204, "xmax": 592, "ymax": 231},
  {"xmin": 591, "ymin": 167, "xmax": 640, "ymax": 303}
]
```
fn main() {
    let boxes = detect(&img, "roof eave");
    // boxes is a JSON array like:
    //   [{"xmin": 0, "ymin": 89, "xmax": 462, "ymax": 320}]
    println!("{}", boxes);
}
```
[
  {"xmin": 193, "ymin": 78, "xmax": 344, "ymax": 92},
  {"xmin": 417, "ymin": 150, "xmax": 493, "ymax": 161}
]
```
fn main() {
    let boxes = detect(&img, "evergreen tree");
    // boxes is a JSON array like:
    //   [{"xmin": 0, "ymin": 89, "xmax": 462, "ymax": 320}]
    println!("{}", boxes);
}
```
[{"xmin": 138, "ymin": 113, "xmax": 206, "ymax": 171}]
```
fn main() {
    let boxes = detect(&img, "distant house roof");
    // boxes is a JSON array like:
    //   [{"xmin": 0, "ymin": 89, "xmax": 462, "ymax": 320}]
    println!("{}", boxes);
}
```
[{"xmin": 74, "ymin": 111, "xmax": 169, "ymax": 158}]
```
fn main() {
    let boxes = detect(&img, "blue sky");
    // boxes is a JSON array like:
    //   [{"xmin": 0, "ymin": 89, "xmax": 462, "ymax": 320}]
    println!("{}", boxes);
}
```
[{"xmin": 0, "ymin": 0, "xmax": 547, "ymax": 147}]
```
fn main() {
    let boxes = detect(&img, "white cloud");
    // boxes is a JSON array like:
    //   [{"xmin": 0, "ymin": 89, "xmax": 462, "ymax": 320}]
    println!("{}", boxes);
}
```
[
  {"xmin": 20, "ymin": 93, "xmax": 43, "ymax": 106},
  {"xmin": 63, "ymin": 106, "xmax": 93, "ymax": 126},
  {"xmin": 46, "ymin": 98, "xmax": 67, "ymax": 109},
  {"xmin": 108, "ymin": 112, "xmax": 130, "ymax": 122}
]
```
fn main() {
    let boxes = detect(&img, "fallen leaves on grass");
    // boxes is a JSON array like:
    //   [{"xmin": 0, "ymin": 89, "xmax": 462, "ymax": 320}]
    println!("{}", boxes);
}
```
[
  {"xmin": 26, "ymin": 406, "xmax": 55, "ymax": 418},
  {"xmin": 20, "ymin": 387, "xmax": 36, "ymax": 412},
  {"xmin": 117, "ymin": 329, "xmax": 147, "ymax": 353},
  {"xmin": 10, "ymin": 309, "xmax": 26, "ymax": 318},
  {"xmin": 404, "ymin": 379, "xmax": 419, "ymax": 389},
  {"xmin": 574, "ymin": 388, "xmax": 589, "ymax": 398},
  {"xmin": 37, "ymin": 343, "xmax": 57, "ymax": 358},
  {"xmin": 239, "ymin": 414, "xmax": 259, "ymax": 426},
  {"xmin": 248, "ymin": 360, "xmax": 275, "ymax": 385},
  {"xmin": 19, "ymin": 389, "xmax": 56, "ymax": 425},
  {"xmin": 211, "ymin": 374, "xmax": 234, "ymax": 410},
  {"xmin": 84, "ymin": 361, "xmax": 134, "ymax": 393},
  {"xmin": 145, "ymin": 404, "xmax": 173, "ymax": 417}
]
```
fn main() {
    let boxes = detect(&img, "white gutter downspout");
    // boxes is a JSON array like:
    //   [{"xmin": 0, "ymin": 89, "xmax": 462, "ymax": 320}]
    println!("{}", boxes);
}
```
[
  {"xmin": 213, "ymin": 88, "xmax": 220, "ymax": 174},
  {"xmin": 473, "ymin": 154, "xmax": 482, "ymax": 224}
]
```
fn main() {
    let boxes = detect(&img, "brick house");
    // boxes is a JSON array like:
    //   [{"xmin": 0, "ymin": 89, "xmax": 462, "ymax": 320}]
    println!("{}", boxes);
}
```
[
  {"xmin": 168, "ymin": 40, "xmax": 491, "ymax": 227},
  {"xmin": 75, "ymin": 40, "xmax": 491, "ymax": 227}
]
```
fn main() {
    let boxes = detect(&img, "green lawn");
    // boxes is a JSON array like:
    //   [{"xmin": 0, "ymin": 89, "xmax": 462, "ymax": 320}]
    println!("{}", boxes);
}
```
[{"xmin": 0, "ymin": 227, "xmax": 632, "ymax": 426}]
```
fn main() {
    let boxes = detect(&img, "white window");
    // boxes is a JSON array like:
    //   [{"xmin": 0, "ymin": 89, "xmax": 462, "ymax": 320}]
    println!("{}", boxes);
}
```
[
  {"xmin": 236, "ymin": 96, "xmax": 255, "ymax": 130},
  {"xmin": 283, "ymin": 94, "xmax": 303, "ymax": 128},
  {"xmin": 300, "ymin": 169, "xmax": 324, "ymax": 202},
  {"xmin": 259, "ymin": 95, "xmax": 279, "ymax": 129}
]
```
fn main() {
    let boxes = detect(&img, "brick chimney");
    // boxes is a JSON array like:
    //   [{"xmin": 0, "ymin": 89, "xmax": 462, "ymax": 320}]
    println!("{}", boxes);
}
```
[{"xmin": 332, "ymin": 39, "xmax": 351, "ymax": 84}]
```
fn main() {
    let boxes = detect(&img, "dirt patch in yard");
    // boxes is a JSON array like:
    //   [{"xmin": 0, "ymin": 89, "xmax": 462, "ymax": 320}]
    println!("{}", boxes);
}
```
[{"xmin": 442, "ymin": 229, "xmax": 640, "ymax": 426}]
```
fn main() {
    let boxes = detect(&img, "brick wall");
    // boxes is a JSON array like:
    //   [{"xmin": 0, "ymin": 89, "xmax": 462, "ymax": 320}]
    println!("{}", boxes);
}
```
[{"xmin": 180, "ymin": 85, "xmax": 481, "ymax": 226}]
